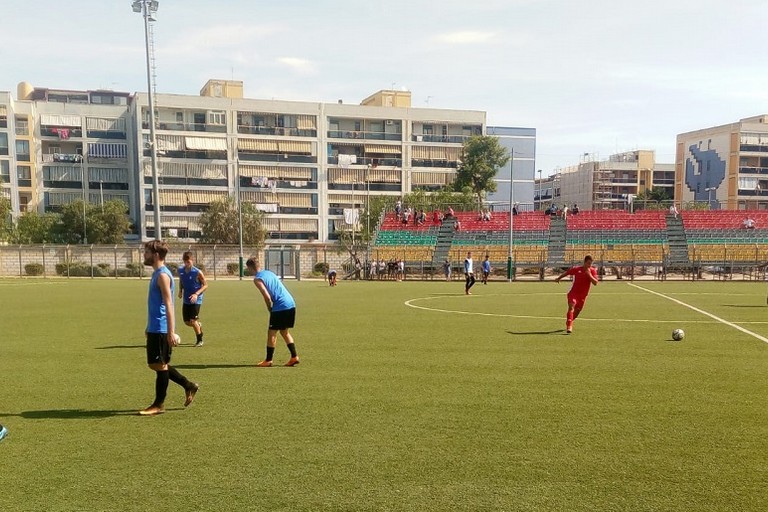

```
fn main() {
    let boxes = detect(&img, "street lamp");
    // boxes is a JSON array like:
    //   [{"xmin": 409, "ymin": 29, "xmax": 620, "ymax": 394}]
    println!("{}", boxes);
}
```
[
  {"xmin": 236, "ymin": 160, "xmax": 244, "ymax": 279},
  {"xmin": 537, "ymin": 169, "xmax": 542, "ymax": 211},
  {"xmin": 132, "ymin": 0, "xmax": 162, "ymax": 239},
  {"xmin": 507, "ymin": 152, "xmax": 515, "ymax": 282},
  {"xmin": 705, "ymin": 186, "xmax": 716, "ymax": 210}
]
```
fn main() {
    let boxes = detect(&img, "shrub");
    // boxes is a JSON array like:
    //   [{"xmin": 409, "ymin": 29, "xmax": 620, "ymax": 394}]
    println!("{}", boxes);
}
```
[
  {"xmin": 166, "ymin": 262, "xmax": 179, "ymax": 276},
  {"xmin": 124, "ymin": 262, "xmax": 146, "ymax": 277},
  {"xmin": 314, "ymin": 262, "xmax": 329, "ymax": 274},
  {"xmin": 226, "ymin": 262, "xmax": 239, "ymax": 275},
  {"xmin": 56, "ymin": 260, "xmax": 84, "ymax": 276},
  {"xmin": 25, "ymin": 263, "xmax": 44, "ymax": 276}
]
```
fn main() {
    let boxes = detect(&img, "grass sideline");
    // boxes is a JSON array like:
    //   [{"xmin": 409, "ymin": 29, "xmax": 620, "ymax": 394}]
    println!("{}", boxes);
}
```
[{"xmin": 2, "ymin": 278, "xmax": 768, "ymax": 511}]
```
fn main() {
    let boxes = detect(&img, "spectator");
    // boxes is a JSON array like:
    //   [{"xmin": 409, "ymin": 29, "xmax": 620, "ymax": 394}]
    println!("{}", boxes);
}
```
[
  {"xmin": 512, "ymin": 203, "xmax": 519, "ymax": 216},
  {"xmin": 743, "ymin": 216, "xmax": 756, "ymax": 229},
  {"xmin": 433, "ymin": 209, "xmax": 442, "ymax": 224},
  {"xmin": 562, "ymin": 204, "xmax": 569, "ymax": 220},
  {"xmin": 483, "ymin": 210, "xmax": 493, "ymax": 221},
  {"xmin": 418, "ymin": 209, "xmax": 427, "ymax": 225},
  {"xmin": 454, "ymin": 219, "xmax": 462, "ymax": 232},
  {"xmin": 445, "ymin": 206, "xmax": 455, "ymax": 218},
  {"xmin": 669, "ymin": 203, "xmax": 679, "ymax": 219},
  {"xmin": 395, "ymin": 200, "xmax": 402, "ymax": 220},
  {"xmin": 443, "ymin": 259, "xmax": 452, "ymax": 281},
  {"xmin": 572, "ymin": 204, "xmax": 580, "ymax": 215}
]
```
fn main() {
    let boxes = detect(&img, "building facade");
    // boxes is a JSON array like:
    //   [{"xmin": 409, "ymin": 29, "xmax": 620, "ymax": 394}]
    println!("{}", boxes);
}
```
[
  {"xmin": 1, "ymin": 81, "xmax": 497, "ymax": 242},
  {"xmin": 534, "ymin": 150, "xmax": 673, "ymax": 211},
  {"xmin": 676, "ymin": 115, "xmax": 768, "ymax": 210},
  {"xmin": 485, "ymin": 126, "xmax": 537, "ymax": 211}
]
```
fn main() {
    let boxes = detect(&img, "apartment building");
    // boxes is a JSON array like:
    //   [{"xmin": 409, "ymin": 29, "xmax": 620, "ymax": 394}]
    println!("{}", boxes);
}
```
[
  {"xmin": 1, "ymin": 82, "xmax": 135, "ymax": 235},
  {"xmin": 485, "ymin": 126, "xmax": 537, "ymax": 211},
  {"xmin": 534, "ymin": 150, "xmax": 673, "ymax": 211},
  {"xmin": 131, "ymin": 80, "xmax": 486, "ymax": 241},
  {"xmin": 676, "ymin": 115, "xmax": 768, "ymax": 210},
  {"xmin": 2, "ymin": 80, "xmax": 489, "ymax": 242}
]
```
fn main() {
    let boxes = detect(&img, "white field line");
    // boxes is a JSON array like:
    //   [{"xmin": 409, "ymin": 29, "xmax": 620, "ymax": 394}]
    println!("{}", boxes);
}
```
[
  {"xmin": 402, "ymin": 295, "xmax": 747, "ymax": 324},
  {"xmin": 628, "ymin": 283, "xmax": 768, "ymax": 344}
]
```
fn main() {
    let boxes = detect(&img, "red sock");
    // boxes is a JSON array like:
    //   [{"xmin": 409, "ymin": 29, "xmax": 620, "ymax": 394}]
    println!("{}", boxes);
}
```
[{"xmin": 566, "ymin": 310, "xmax": 574, "ymax": 327}]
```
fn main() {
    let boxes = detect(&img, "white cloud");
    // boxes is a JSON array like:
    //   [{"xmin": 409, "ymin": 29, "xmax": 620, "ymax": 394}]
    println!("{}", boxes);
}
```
[
  {"xmin": 276, "ymin": 57, "xmax": 316, "ymax": 74},
  {"xmin": 433, "ymin": 31, "xmax": 496, "ymax": 44}
]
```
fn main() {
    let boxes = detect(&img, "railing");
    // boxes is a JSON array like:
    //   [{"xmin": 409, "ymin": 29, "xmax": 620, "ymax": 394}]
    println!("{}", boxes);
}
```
[
  {"xmin": 411, "ymin": 159, "xmax": 459, "ymax": 168},
  {"xmin": 238, "ymin": 152, "xmax": 317, "ymax": 164},
  {"xmin": 15, "ymin": 124, "xmax": 28, "ymax": 136},
  {"xmin": 327, "ymin": 156, "xmax": 401, "ymax": 166},
  {"xmin": 42, "ymin": 153, "xmax": 84, "ymax": 163},
  {"xmin": 411, "ymin": 134, "xmax": 470, "ymax": 143},
  {"xmin": 327, "ymin": 130, "xmax": 402, "ymax": 141},
  {"xmin": 40, "ymin": 127, "xmax": 83, "ymax": 138},
  {"xmin": 739, "ymin": 166, "xmax": 768, "ymax": 175},
  {"xmin": 238, "ymin": 125, "xmax": 317, "ymax": 137},
  {"xmin": 143, "ymin": 121, "xmax": 227, "ymax": 133}
]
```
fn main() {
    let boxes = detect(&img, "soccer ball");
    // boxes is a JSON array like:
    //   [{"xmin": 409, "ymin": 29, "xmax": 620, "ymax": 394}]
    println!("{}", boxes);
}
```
[
  {"xmin": 173, "ymin": 333, "xmax": 181, "ymax": 345},
  {"xmin": 0, "ymin": 424, "xmax": 8, "ymax": 442},
  {"xmin": 672, "ymin": 329, "xmax": 685, "ymax": 341}
]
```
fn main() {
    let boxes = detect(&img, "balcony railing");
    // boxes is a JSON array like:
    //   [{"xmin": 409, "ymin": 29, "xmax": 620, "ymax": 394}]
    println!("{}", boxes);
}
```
[
  {"xmin": 238, "ymin": 152, "xmax": 317, "ymax": 164},
  {"xmin": 86, "ymin": 130, "xmax": 127, "ymax": 140},
  {"xmin": 739, "ymin": 166, "xmax": 768, "ymax": 175},
  {"xmin": 143, "ymin": 121, "xmax": 227, "ymax": 133},
  {"xmin": 327, "ymin": 156, "xmax": 401, "ymax": 166},
  {"xmin": 411, "ymin": 159, "xmax": 459, "ymax": 169},
  {"xmin": 147, "ymin": 149, "xmax": 227, "ymax": 160},
  {"xmin": 43, "ymin": 153, "xmax": 84, "ymax": 163},
  {"xmin": 238, "ymin": 125, "xmax": 317, "ymax": 137},
  {"xmin": 411, "ymin": 134, "xmax": 471, "ymax": 143},
  {"xmin": 327, "ymin": 130, "xmax": 401, "ymax": 141},
  {"xmin": 15, "ymin": 124, "xmax": 28, "ymax": 136},
  {"xmin": 40, "ymin": 127, "xmax": 83, "ymax": 138},
  {"xmin": 240, "ymin": 178, "xmax": 318, "ymax": 190}
]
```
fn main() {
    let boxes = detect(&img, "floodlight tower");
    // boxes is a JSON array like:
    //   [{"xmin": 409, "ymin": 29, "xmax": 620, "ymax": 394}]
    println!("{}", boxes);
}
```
[{"xmin": 132, "ymin": 0, "xmax": 162, "ymax": 239}]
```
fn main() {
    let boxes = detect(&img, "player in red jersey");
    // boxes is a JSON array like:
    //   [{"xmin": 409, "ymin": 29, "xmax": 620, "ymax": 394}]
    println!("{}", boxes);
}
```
[{"xmin": 555, "ymin": 255, "xmax": 599, "ymax": 334}]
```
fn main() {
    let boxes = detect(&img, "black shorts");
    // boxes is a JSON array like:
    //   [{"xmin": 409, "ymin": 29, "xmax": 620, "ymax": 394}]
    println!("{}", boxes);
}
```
[
  {"xmin": 269, "ymin": 308, "xmax": 296, "ymax": 330},
  {"xmin": 182, "ymin": 303, "xmax": 201, "ymax": 322},
  {"xmin": 146, "ymin": 332, "xmax": 172, "ymax": 365}
]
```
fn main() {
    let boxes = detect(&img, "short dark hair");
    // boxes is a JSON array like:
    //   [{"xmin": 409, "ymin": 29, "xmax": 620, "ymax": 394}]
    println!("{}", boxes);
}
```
[
  {"xmin": 144, "ymin": 240, "xmax": 169, "ymax": 259},
  {"xmin": 245, "ymin": 258, "xmax": 258, "ymax": 270},
  {"xmin": 182, "ymin": 251, "xmax": 193, "ymax": 261},
  {"xmin": 584, "ymin": 255, "xmax": 593, "ymax": 263}
]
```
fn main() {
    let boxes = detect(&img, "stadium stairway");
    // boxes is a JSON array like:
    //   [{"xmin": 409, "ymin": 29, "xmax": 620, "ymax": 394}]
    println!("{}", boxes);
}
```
[
  {"xmin": 431, "ymin": 219, "xmax": 457, "ymax": 268},
  {"xmin": 665, "ymin": 214, "xmax": 690, "ymax": 265},
  {"xmin": 547, "ymin": 217, "xmax": 566, "ymax": 265}
]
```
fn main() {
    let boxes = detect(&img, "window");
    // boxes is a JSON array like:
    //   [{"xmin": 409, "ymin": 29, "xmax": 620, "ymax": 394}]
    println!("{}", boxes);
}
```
[
  {"xmin": 16, "ymin": 140, "xmax": 29, "ymax": 153},
  {"xmin": 17, "ymin": 165, "xmax": 31, "ymax": 180},
  {"xmin": 176, "ymin": 112, "xmax": 183, "ymax": 123},
  {"xmin": 0, "ymin": 133, "xmax": 8, "ymax": 152},
  {"xmin": 423, "ymin": 125, "xmax": 433, "ymax": 135},
  {"xmin": 208, "ymin": 111, "xmax": 225, "ymax": 125},
  {"xmin": 0, "ymin": 161, "xmax": 9, "ymax": 181}
]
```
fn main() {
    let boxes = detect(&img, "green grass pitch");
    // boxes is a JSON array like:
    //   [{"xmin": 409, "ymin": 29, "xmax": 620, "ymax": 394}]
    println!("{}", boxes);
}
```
[{"xmin": 2, "ymin": 278, "xmax": 768, "ymax": 511}]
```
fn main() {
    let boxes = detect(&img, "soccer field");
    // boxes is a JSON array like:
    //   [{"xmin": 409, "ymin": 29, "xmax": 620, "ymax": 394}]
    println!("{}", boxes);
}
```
[{"xmin": 2, "ymin": 278, "xmax": 768, "ymax": 511}]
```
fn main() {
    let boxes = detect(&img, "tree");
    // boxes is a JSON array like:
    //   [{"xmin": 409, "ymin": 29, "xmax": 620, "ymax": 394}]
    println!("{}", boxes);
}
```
[
  {"xmin": 12, "ymin": 211, "xmax": 62, "ymax": 244},
  {"xmin": 0, "ymin": 193, "xmax": 11, "ymax": 242},
  {"xmin": 453, "ymin": 135, "xmax": 510, "ymax": 205},
  {"xmin": 635, "ymin": 187, "xmax": 672, "ymax": 203},
  {"xmin": 58, "ymin": 200, "xmax": 90, "ymax": 244},
  {"xmin": 198, "ymin": 196, "xmax": 266, "ymax": 246},
  {"xmin": 86, "ymin": 200, "xmax": 133, "ymax": 244}
]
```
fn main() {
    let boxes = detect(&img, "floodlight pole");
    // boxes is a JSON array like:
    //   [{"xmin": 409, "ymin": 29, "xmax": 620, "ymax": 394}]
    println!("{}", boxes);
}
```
[
  {"xmin": 237, "ymin": 159, "xmax": 244, "ymax": 279},
  {"xmin": 507, "ymin": 152, "xmax": 514, "ymax": 282},
  {"xmin": 134, "ymin": 0, "xmax": 162, "ymax": 239}
]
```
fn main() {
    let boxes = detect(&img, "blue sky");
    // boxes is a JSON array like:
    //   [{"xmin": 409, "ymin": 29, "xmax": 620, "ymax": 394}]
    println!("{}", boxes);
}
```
[{"xmin": 1, "ymin": 0, "xmax": 766, "ymax": 174}]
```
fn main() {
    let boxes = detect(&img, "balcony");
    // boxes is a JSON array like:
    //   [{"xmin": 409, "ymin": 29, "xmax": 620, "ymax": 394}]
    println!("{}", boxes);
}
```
[
  {"xmin": 43, "ymin": 153, "xmax": 84, "ymax": 164},
  {"xmin": 411, "ymin": 159, "xmax": 459, "ymax": 169},
  {"xmin": 86, "ymin": 130, "xmax": 126, "ymax": 140},
  {"xmin": 411, "ymin": 134, "xmax": 471, "ymax": 144},
  {"xmin": 143, "ymin": 121, "xmax": 227, "ymax": 133},
  {"xmin": 740, "ymin": 166, "xmax": 768, "ymax": 175},
  {"xmin": 147, "ymin": 149, "xmax": 227, "ymax": 161},
  {"xmin": 40, "ymin": 127, "xmax": 83, "ymax": 138},
  {"xmin": 327, "ymin": 156, "xmax": 401, "ymax": 167},
  {"xmin": 240, "ymin": 177, "xmax": 318, "ymax": 190},
  {"xmin": 238, "ymin": 125, "xmax": 317, "ymax": 137},
  {"xmin": 238, "ymin": 152, "xmax": 317, "ymax": 164},
  {"xmin": 327, "ymin": 130, "xmax": 401, "ymax": 141}
]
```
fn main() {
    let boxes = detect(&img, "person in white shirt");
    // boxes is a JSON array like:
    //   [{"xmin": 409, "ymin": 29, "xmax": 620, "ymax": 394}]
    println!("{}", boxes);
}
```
[
  {"xmin": 743, "ymin": 217, "xmax": 756, "ymax": 229},
  {"xmin": 669, "ymin": 204, "xmax": 679, "ymax": 219},
  {"xmin": 464, "ymin": 251, "xmax": 476, "ymax": 295}
]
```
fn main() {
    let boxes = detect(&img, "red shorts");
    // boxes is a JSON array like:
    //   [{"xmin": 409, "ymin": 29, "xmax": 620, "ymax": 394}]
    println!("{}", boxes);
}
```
[{"xmin": 567, "ymin": 293, "xmax": 587, "ymax": 310}]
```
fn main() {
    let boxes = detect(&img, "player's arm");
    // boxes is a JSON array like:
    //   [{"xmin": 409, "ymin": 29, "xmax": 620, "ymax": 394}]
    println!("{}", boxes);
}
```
[
  {"xmin": 158, "ymin": 273, "xmax": 177, "ymax": 346},
  {"xmin": 554, "ymin": 268, "xmax": 570, "ymax": 282},
  {"xmin": 253, "ymin": 279, "xmax": 273, "ymax": 311},
  {"xmin": 589, "ymin": 267, "xmax": 599, "ymax": 286},
  {"xmin": 191, "ymin": 271, "xmax": 208, "ymax": 301}
]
